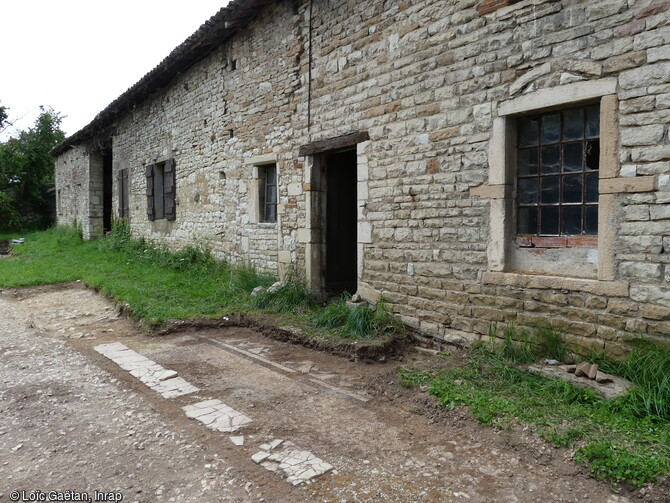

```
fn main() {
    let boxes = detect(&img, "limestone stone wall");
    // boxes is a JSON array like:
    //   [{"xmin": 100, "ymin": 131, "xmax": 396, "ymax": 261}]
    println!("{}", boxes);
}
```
[
  {"xmin": 104, "ymin": 1, "xmax": 306, "ymax": 274},
  {"xmin": 55, "ymin": 145, "xmax": 94, "ymax": 237},
  {"xmin": 55, "ymin": 0, "xmax": 670, "ymax": 352}
]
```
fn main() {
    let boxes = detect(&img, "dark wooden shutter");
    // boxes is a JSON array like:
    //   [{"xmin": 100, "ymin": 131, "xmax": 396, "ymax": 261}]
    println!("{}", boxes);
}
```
[
  {"xmin": 117, "ymin": 170, "xmax": 124, "ymax": 217},
  {"xmin": 120, "ymin": 169, "xmax": 129, "ymax": 219},
  {"xmin": 164, "ymin": 158, "xmax": 176, "ymax": 221},
  {"xmin": 145, "ymin": 164, "xmax": 155, "ymax": 221}
]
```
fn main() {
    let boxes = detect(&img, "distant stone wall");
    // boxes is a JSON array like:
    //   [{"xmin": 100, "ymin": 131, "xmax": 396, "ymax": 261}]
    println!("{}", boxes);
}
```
[
  {"xmin": 55, "ymin": 145, "xmax": 92, "ymax": 236},
  {"xmin": 106, "ymin": 1, "xmax": 303, "ymax": 274},
  {"xmin": 55, "ymin": 0, "xmax": 670, "ymax": 353}
]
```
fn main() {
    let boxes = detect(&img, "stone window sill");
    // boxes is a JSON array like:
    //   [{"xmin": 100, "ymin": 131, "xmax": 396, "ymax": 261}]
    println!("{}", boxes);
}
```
[{"xmin": 482, "ymin": 271, "xmax": 629, "ymax": 297}]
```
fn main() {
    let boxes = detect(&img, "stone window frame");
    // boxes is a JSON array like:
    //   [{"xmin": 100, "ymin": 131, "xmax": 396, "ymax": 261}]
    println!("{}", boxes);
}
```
[
  {"xmin": 246, "ymin": 154, "xmax": 279, "ymax": 226},
  {"xmin": 473, "ymin": 78, "xmax": 637, "ymax": 297}
]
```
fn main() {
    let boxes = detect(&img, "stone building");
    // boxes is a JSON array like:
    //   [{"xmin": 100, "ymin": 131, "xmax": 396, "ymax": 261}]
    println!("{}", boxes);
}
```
[{"xmin": 53, "ymin": 0, "xmax": 670, "ymax": 353}]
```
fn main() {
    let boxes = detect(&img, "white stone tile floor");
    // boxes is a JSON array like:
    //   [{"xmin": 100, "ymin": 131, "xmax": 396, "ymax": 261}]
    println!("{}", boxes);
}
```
[
  {"xmin": 94, "ymin": 342, "xmax": 199, "ymax": 398},
  {"xmin": 252, "ymin": 439, "xmax": 333, "ymax": 485},
  {"xmin": 183, "ymin": 399, "xmax": 253, "ymax": 433}
]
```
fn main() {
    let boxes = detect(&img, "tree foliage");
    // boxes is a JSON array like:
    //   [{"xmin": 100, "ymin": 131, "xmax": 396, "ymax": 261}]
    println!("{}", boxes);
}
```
[
  {"xmin": 0, "ymin": 106, "xmax": 66, "ymax": 230},
  {"xmin": 0, "ymin": 105, "xmax": 7, "ymax": 131}
]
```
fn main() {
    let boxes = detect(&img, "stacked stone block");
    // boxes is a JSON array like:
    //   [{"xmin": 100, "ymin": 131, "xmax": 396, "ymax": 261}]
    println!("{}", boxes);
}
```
[{"xmin": 55, "ymin": 0, "xmax": 670, "ymax": 352}]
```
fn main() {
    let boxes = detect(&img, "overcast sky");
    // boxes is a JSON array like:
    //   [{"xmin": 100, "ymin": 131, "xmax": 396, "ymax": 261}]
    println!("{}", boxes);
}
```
[{"xmin": 0, "ymin": 1, "xmax": 230, "ymax": 141}]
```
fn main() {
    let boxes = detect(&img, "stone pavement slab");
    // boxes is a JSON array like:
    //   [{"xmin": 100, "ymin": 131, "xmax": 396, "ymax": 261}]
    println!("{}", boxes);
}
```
[
  {"xmin": 94, "ymin": 342, "xmax": 199, "ymax": 398},
  {"xmin": 183, "ymin": 399, "xmax": 253, "ymax": 433}
]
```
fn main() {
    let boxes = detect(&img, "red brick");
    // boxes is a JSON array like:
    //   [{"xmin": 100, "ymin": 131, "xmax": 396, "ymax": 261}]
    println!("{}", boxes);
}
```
[
  {"xmin": 567, "ymin": 236, "xmax": 598, "ymax": 248},
  {"xmin": 532, "ymin": 236, "xmax": 567, "ymax": 248}
]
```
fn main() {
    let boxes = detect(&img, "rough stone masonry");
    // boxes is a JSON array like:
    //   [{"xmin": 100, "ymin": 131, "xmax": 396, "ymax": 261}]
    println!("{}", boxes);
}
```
[{"xmin": 53, "ymin": 0, "xmax": 670, "ymax": 354}]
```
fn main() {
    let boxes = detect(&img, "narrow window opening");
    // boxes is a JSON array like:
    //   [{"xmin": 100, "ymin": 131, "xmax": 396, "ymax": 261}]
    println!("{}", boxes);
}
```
[{"xmin": 259, "ymin": 164, "xmax": 277, "ymax": 223}]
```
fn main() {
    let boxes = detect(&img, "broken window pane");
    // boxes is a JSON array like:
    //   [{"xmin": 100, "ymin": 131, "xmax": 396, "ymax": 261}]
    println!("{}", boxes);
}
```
[{"xmin": 585, "ymin": 140, "xmax": 599, "ymax": 171}]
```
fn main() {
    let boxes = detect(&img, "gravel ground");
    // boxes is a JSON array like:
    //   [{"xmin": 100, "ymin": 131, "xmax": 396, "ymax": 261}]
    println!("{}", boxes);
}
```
[{"xmin": 1, "ymin": 283, "xmax": 660, "ymax": 503}]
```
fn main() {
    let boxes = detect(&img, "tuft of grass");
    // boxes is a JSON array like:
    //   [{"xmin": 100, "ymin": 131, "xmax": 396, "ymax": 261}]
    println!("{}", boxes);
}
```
[
  {"xmin": 314, "ymin": 297, "xmax": 351, "ymax": 329},
  {"xmin": 535, "ymin": 325, "xmax": 573, "ymax": 363},
  {"xmin": 485, "ymin": 323, "xmax": 537, "ymax": 364},
  {"xmin": 599, "ymin": 343, "xmax": 670, "ymax": 421},
  {"xmin": 250, "ymin": 278, "xmax": 316, "ymax": 313},
  {"xmin": 397, "ymin": 344, "xmax": 670, "ymax": 487},
  {"xmin": 314, "ymin": 297, "xmax": 401, "ymax": 339}
]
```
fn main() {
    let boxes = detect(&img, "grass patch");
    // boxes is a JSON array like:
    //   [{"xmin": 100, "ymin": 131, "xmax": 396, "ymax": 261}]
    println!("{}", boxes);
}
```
[
  {"xmin": 313, "ymin": 297, "xmax": 401, "ymax": 339},
  {"xmin": 590, "ymin": 343, "xmax": 670, "ymax": 421},
  {"xmin": 397, "ymin": 342, "xmax": 670, "ymax": 487},
  {"xmin": 0, "ymin": 226, "xmax": 401, "ymax": 341}
]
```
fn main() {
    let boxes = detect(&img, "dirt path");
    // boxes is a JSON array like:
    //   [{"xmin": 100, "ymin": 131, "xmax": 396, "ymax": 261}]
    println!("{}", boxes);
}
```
[{"xmin": 0, "ymin": 284, "xmax": 655, "ymax": 502}]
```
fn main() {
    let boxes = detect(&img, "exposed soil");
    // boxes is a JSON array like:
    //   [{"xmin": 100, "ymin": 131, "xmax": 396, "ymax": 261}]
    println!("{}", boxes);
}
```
[
  {"xmin": 1, "ymin": 283, "xmax": 667, "ymax": 502},
  {"xmin": 155, "ymin": 313, "xmax": 408, "ymax": 362}
]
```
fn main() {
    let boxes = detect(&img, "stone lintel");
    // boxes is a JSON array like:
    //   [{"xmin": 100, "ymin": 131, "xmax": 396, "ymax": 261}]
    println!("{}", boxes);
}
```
[
  {"xmin": 482, "ymin": 271, "xmax": 630, "ymax": 297},
  {"xmin": 599, "ymin": 175, "xmax": 657, "ymax": 194},
  {"xmin": 498, "ymin": 79, "xmax": 617, "ymax": 116},
  {"xmin": 299, "ymin": 131, "xmax": 370, "ymax": 156},
  {"xmin": 470, "ymin": 184, "xmax": 509, "ymax": 199},
  {"xmin": 245, "ymin": 154, "xmax": 276, "ymax": 165}
]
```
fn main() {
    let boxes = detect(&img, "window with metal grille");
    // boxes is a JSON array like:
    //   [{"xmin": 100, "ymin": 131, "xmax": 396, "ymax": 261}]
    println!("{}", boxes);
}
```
[
  {"xmin": 259, "ymin": 164, "xmax": 277, "ymax": 223},
  {"xmin": 516, "ymin": 105, "xmax": 599, "ymax": 236}
]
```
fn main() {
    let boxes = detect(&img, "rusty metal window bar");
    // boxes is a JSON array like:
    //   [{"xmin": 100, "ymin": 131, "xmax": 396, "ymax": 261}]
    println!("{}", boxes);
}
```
[{"xmin": 516, "ymin": 105, "xmax": 600, "ymax": 236}]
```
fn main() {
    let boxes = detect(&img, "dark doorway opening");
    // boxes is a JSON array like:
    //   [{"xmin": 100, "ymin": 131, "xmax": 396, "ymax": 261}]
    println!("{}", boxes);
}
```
[
  {"xmin": 324, "ymin": 149, "xmax": 357, "ymax": 295},
  {"xmin": 102, "ymin": 148, "xmax": 113, "ymax": 233}
]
